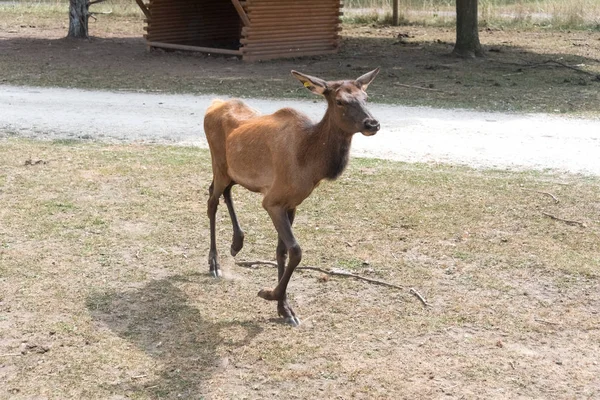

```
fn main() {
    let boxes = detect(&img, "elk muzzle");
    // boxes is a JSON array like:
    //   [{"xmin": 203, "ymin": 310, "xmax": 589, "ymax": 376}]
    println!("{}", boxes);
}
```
[{"xmin": 362, "ymin": 118, "xmax": 380, "ymax": 136}]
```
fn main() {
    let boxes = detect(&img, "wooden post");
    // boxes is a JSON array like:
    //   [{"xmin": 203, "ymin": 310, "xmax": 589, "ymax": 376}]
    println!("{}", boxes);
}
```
[{"xmin": 392, "ymin": 0, "xmax": 399, "ymax": 26}]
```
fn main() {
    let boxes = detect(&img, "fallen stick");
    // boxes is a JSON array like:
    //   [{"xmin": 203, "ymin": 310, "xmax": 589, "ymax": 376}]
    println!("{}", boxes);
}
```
[
  {"xmin": 236, "ymin": 260, "xmax": 405, "ymax": 290},
  {"xmin": 409, "ymin": 288, "xmax": 430, "ymax": 307},
  {"xmin": 541, "ymin": 211, "xmax": 586, "ymax": 227},
  {"xmin": 235, "ymin": 260, "xmax": 430, "ymax": 307},
  {"xmin": 523, "ymin": 189, "xmax": 559, "ymax": 204},
  {"xmin": 494, "ymin": 59, "xmax": 598, "ymax": 77}
]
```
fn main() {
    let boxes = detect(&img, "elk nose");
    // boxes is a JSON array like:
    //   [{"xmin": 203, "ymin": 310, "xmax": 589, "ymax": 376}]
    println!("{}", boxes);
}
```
[{"xmin": 364, "ymin": 118, "xmax": 380, "ymax": 132}]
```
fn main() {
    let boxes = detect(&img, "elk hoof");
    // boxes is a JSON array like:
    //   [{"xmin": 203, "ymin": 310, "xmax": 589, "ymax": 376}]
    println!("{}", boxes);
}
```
[
  {"xmin": 284, "ymin": 316, "xmax": 301, "ymax": 327},
  {"xmin": 230, "ymin": 233, "xmax": 244, "ymax": 257},
  {"xmin": 209, "ymin": 257, "xmax": 221, "ymax": 278},
  {"xmin": 257, "ymin": 288, "xmax": 277, "ymax": 301}
]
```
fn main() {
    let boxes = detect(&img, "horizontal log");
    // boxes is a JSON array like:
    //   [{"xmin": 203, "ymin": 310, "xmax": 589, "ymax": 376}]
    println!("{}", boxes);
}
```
[
  {"xmin": 147, "ymin": 41, "xmax": 242, "ymax": 55},
  {"xmin": 248, "ymin": 14, "xmax": 341, "ymax": 22},
  {"xmin": 242, "ymin": 41, "xmax": 337, "ymax": 52},
  {"xmin": 146, "ymin": 36, "xmax": 239, "ymax": 44},
  {"xmin": 245, "ymin": 18, "xmax": 341, "ymax": 28},
  {"xmin": 243, "ymin": 48, "xmax": 337, "ymax": 62},
  {"xmin": 242, "ymin": 25, "xmax": 341, "ymax": 36},
  {"xmin": 241, "ymin": 33, "xmax": 338, "ymax": 45},
  {"xmin": 247, "ymin": 0, "xmax": 339, "ymax": 5},
  {"xmin": 248, "ymin": 5, "xmax": 339, "ymax": 12}
]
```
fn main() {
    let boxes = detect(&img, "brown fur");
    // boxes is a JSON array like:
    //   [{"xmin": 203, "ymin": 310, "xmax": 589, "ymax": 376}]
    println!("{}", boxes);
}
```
[{"xmin": 204, "ymin": 69, "xmax": 380, "ymax": 326}]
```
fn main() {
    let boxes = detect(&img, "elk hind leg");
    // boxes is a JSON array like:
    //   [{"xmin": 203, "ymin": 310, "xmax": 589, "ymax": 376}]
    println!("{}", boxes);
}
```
[
  {"xmin": 207, "ymin": 178, "xmax": 229, "ymax": 278},
  {"xmin": 223, "ymin": 183, "xmax": 244, "ymax": 256}
]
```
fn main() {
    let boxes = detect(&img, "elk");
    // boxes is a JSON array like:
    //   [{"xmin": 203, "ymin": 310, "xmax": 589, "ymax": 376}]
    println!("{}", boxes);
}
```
[{"xmin": 204, "ymin": 68, "xmax": 380, "ymax": 326}]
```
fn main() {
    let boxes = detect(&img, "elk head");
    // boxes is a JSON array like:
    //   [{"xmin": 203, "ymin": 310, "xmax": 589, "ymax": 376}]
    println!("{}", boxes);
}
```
[{"xmin": 291, "ymin": 68, "xmax": 381, "ymax": 136}]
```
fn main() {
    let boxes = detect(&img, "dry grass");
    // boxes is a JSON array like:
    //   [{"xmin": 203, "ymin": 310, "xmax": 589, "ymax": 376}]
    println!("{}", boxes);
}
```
[
  {"xmin": 343, "ymin": 0, "xmax": 600, "ymax": 30},
  {"xmin": 1, "ymin": 137, "xmax": 599, "ymax": 398},
  {"xmin": 0, "ymin": 0, "xmax": 143, "ymax": 17},
  {"xmin": 4, "ymin": 0, "xmax": 600, "ymax": 29}
]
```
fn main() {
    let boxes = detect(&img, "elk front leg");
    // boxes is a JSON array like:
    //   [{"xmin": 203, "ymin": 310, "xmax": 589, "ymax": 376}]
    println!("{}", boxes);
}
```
[
  {"xmin": 259, "ymin": 206, "xmax": 301, "ymax": 326},
  {"xmin": 274, "ymin": 209, "xmax": 297, "ymax": 324}
]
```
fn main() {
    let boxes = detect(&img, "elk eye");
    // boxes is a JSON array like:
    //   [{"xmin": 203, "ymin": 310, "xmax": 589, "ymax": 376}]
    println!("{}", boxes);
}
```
[{"xmin": 336, "ymin": 100, "xmax": 344, "ymax": 106}]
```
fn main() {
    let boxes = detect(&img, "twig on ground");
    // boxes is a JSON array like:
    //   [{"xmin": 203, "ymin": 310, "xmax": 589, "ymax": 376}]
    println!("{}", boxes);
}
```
[
  {"xmin": 409, "ymin": 288, "xmax": 430, "ymax": 307},
  {"xmin": 235, "ymin": 260, "xmax": 277, "ymax": 268},
  {"xmin": 131, "ymin": 374, "xmax": 148, "ymax": 380},
  {"xmin": 523, "ymin": 189, "xmax": 560, "ymax": 204},
  {"xmin": 235, "ymin": 260, "xmax": 406, "ymax": 291},
  {"xmin": 302, "ymin": 265, "xmax": 407, "ymax": 290},
  {"xmin": 541, "ymin": 211, "xmax": 586, "ymax": 227},
  {"xmin": 236, "ymin": 260, "xmax": 431, "ymax": 307},
  {"xmin": 540, "ymin": 60, "xmax": 597, "ymax": 76},
  {"xmin": 0, "ymin": 353, "xmax": 22, "ymax": 357},
  {"xmin": 493, "ymin": 59, "xmax": 598, "ymax": 77}
]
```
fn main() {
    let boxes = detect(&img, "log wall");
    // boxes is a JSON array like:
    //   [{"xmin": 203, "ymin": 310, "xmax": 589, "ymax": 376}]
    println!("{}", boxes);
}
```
[
  {"xmin": 142, "ymin": 0, "xmax": 342, "ymax": 61},
  {"xmin": 242, "ymin": 0, "xmax": 342, "ymax": 61}
]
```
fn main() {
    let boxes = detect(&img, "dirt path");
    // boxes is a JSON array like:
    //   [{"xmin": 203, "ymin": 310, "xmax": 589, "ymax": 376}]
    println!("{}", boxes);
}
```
[{"xmin": 2, "ymin": 84, "xmax": 600, "ymax": 175}]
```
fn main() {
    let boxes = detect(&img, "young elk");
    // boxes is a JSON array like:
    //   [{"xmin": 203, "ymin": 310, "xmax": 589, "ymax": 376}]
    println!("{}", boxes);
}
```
[{"xmin": 204, "ymin": 68, "xmax": 380, "ymax": 326}]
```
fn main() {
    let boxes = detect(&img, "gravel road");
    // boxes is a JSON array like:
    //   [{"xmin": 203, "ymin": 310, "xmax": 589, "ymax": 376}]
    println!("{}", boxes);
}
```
[{"xmin": 1, "ymin": 85, "xmax": 599, "ymax": 175}]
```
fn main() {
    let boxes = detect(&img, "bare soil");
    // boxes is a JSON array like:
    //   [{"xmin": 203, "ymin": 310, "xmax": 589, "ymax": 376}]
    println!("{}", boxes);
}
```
[
  {"xmin": 0, "ymin": 13, "xmax": 599, "ymax": 114},
  {"xmin": 1, "ymin": 139, "xmax": 600, "ymax": 399},
  {"xmin": 1, "ymin": 11, "xmax": 600, "ymax": 400}
]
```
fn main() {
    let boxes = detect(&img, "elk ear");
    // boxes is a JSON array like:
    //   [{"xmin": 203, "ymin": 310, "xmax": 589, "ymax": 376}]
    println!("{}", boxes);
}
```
[
  {"xmin": 356, "ymin": 67, "xmax": 380, "ymax": 91},
  {"xmin": 291, "ymin": 70, "xmax": 328, "ymax": 95}
]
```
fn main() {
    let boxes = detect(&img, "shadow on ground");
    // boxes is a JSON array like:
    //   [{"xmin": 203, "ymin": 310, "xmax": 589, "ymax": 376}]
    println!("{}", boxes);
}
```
[
  {"xmin": 86, "ymin": 276, "xmax": 262, "ymax": 398},
  {"xmin": 0, "ymin": 26, "xmax": 599, "ymax": 112}
]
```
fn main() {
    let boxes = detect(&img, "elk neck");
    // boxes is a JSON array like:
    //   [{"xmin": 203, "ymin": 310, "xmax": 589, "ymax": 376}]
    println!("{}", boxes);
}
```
[{"xmin": 298, "ymin": 107, "xmax": 353, "ymax": 182}]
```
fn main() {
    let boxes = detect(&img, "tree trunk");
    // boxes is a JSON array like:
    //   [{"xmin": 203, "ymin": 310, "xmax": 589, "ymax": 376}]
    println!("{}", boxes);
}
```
[
  {"xmin": 67, "ymin": 0, "xmax": 89, "ymax": 38},
  {"xmin": 453, "ymin": 0, "xmax": 484, "ymax": 58}
]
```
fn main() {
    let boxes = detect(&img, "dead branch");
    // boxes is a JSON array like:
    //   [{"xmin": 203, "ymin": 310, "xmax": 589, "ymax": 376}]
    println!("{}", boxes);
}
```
[
  {"xmin": 522, "ymin": 189, "xmax": 559, "ymax": 204},
  {"xmin": 300, "ymin": 265, "xmax": 407, "ymax": 291},
  {"xmin": 235, "ymin": 260, "xmax": 277, "ymax": 268},
  {"xmin": 88, "ymin": 0, "xmax": 108, "ymax": 5},
  {"xmin": 494, "ymin": 59, "xmax": 598, "ymax": 77},
  {"xmin": 235, "ymin": 260, "xmax": 406, "ymax": 291},
  {"xmin": 409, "ymin": 288, "xmax": 430, "ymax": 307},
  {"xmin": 540, "ymin": 60, "xmax": 597, "ymax": 76},
  {"xmin": 541, "ymin": 211, "xmax": 586, "ymax": 227}
]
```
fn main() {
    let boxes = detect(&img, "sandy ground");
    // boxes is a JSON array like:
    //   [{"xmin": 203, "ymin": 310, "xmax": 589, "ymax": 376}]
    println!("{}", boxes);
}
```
[{"xmin": 2, "ymin": 84, "xmax": 600, "ymax": 175}]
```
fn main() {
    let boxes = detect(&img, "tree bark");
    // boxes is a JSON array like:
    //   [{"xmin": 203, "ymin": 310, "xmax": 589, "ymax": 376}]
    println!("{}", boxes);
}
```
[
  {"xmin": 67, "ymin": 0, "xmax": 89, "ymax": 38},
  {"xmin": 453, "ymin": 0, "xmax": 484, "ymax": 58}
]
